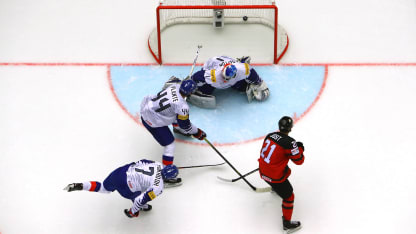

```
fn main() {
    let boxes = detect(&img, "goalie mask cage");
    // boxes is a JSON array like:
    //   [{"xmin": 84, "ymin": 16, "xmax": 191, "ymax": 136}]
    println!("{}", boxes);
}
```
[{"xmin": 148, "ymin": 0, "xmax": 289, "ymax": 64}]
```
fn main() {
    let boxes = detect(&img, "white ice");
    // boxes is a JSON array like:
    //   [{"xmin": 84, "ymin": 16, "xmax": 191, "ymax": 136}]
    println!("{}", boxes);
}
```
[{"xmin": 1, "ymin": 0, "xmax": 416, "ymax": 234}]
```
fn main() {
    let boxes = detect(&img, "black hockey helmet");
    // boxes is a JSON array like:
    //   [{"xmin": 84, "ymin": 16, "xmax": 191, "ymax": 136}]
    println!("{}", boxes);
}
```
[
  {"xmin": 278, "ymin": 116, "xmax": 293, "ymax": 133},
  {"xmin": 179, "ymin": 80, "xmax": 197, "ymax": 96}
]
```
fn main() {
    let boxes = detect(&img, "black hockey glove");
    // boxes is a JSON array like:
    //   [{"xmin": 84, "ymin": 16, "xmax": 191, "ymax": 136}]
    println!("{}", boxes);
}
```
[
  {"xmin": 124, "ymin": 209, "xmax": 139, "ymax": 218},
  {"xmin": 297, "ymin": 142, "xmax": 304, "ymax": 151},
  {"xmin": 192, "ymin": 128, "xmax": 206, "ymax": 140}
]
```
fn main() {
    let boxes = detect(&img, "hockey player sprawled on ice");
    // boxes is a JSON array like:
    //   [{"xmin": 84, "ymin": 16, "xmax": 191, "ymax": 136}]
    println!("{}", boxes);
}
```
[
  {"xmin": 173, "ymin": 55, "xmax": 269, "ymax": 108},
  {"xmin": 64, "ymin": 159, "xmax": 179, "ymax": 218}
]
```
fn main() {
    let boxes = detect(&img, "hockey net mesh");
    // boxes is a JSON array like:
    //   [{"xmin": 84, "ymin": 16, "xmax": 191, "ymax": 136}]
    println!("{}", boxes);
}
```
[{"xmin": 148, "ymin": 0, "xmax": 287, "ymax": 64}]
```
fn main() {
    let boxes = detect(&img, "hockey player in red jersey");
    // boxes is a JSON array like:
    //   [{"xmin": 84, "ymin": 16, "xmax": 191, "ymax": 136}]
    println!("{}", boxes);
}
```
[{"xmin": 258, "ymin": 116, "xmax": 305, "ymax": 233}]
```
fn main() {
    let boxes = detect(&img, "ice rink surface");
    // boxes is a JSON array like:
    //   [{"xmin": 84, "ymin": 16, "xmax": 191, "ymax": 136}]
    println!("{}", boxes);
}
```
[{"xmin": 1, "ymin": 0, "xmax": 416, "ymax": 234}]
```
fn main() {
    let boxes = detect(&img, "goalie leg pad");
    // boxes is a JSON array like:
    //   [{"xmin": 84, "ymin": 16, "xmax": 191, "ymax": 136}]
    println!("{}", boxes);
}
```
[{"xmin": 187, "ymin": 91, "xmax": 216, "ymax": 109}]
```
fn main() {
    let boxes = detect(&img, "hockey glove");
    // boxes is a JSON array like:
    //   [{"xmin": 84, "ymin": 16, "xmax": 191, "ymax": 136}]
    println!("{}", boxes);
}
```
[
  {"xmin": 192, "ymin": 128, "xmax": 206, "ymax": 140},
  {"xmin": 297, "ymin": 142, "xmax": 304, "ymax": 151},
  {"xmin": 236, "ymin": 56, "xmax": 251, "ymax": 64},
  {"xmin": 246, "ymin": 81, "xmax": 270, "ymax": 102},
  {"xmin": 124, "ymin": 209, "xmax": 139, "ymax": 218}
]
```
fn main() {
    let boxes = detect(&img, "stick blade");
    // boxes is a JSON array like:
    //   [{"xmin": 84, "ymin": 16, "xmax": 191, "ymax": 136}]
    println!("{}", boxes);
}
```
[
  {"xmin": 217, "ymin": 176, "xmax": 233, "ymax": 182},
  {"xmin": 255, "ymin": 187, "xmax": 272, "ymax": 193}
]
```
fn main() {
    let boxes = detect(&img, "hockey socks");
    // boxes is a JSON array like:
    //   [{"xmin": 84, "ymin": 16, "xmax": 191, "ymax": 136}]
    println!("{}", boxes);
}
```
[
  {"xmin": 282, "ymin": 193, "xmax": 295, "ymax": 221},
  {"xmin": 82, "ymin": 181, "xmax": 110, "ymax": 193},
  {"xmin": 162, "ymin": 155, "xmax": 174, "ymax": 166}
]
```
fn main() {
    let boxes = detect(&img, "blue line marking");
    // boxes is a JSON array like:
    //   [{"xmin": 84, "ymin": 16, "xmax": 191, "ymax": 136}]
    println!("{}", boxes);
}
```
[{"xmin": 111, "ymin": 65, "xmax": 325, "ymax": 144}]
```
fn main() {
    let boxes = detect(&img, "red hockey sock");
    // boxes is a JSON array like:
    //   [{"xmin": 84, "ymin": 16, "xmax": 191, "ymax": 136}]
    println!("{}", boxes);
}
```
[{"xmin": 282, "ymin": 193, "xmax": 295, "ymax": 221}]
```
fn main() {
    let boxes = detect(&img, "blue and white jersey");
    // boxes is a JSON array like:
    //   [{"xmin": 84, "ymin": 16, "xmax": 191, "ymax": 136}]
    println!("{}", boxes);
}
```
[
  {"xmin": 140, "ymin": 83, "xmax": 198, "ymax": 134},
  {"xmin": 126, "ymin": 160, "xmax": 164, "ymax": 213},
  {"xmin": 197, "ymin": 56, "xmax": 258, "ymax": 89},
  {"xmin": 126, "ymin": 160, "xmax": 164, "ymax": 194},
  {"xmin": 203, "ymin": 56, "xmax": 239, "ymax": 70}
]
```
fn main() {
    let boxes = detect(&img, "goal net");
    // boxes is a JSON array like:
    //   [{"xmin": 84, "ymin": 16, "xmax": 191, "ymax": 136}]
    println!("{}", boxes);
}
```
[{"xmin": 148, "ymin": 0, "xmax": 288, "ymax": 64}]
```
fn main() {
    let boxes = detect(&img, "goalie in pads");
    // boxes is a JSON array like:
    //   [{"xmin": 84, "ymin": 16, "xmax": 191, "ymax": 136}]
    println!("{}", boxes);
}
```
[{"xmin": 187, "ymin": 55, "xmax": 270, "ymax": 108}]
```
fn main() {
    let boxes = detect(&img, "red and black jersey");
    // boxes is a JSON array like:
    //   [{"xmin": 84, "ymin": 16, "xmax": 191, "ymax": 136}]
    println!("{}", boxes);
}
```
[{"xmin": 258, "ymin": 132, "xmax": 304, "ymax": 183}]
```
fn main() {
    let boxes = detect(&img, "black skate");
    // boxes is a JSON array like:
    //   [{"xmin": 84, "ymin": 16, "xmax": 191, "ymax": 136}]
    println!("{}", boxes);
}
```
[
  {"xmin": 282, "ymin": 217, "xmax": 302, "ymax": 233},
  {"xmin": 164, "ymin": 177, "xmax": 183, "ymax": 188},
  {"xmin": 173, "ymin": 128, "xmax": 191, "ymax": 137},
  {"xmin": 140, "ymin": 204, "xmax": 152, "ymax": 211},
  {"xmin": 63, "ymin": 183, "xmax": 83, "ymax": 192}
]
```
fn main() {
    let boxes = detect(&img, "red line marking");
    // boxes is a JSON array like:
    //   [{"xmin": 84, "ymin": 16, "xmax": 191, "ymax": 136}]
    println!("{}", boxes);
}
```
[
  {"xmin": 293, "ymin": 65, "xmax": 328, "ymax": 124},
  {"xmin": 106, "ymin": 65, "xmax": 141, "ymax": 126},
  {"xmin": 1, "ymin": 62, "xmax": 416, "ymax": 67},
  {"xmin": 0, "ymin": 62, "xmax": 160, "ymax": 66}
]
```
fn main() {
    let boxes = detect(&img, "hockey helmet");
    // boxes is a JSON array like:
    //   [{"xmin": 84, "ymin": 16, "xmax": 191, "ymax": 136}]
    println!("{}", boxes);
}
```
[
  {"xmin": 179, "ymin": 80, "xmax": 197, "ymax": 96},
  {"xmin": 161, "ymin": 164, "xmax": 179, "ymax": 180},
  {"xmin": 222, "ymin": 64, "xmax": 237, "ymax": 81},
  {"xmin": 278, "ymin": 116, "xmax": 293, "ymax": 133}
]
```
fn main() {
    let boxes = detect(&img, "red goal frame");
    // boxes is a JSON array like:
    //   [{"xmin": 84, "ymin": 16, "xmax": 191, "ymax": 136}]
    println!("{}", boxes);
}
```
[{"xmin": 148, "ymin": 3, "xmax": 288, "ymax": 64}]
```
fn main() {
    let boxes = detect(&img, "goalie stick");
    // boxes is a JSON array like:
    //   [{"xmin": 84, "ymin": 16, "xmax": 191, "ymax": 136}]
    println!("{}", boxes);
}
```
[
  {"xmin": 204, "ymin": 138, "xmax": 271, "ymax": 193},
  {"xmin": 217, "ymin": 168, "xmax": 259, "ymax": 182},
  {"xmin": 185, "ymin": 45, "xmax": 202, "ymax": 80}
]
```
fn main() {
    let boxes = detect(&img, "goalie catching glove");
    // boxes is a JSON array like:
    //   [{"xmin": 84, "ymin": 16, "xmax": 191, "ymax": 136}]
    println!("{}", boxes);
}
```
[{"xmin": 246, "ymin": 80, "xmax": 270, "ymax": 102}]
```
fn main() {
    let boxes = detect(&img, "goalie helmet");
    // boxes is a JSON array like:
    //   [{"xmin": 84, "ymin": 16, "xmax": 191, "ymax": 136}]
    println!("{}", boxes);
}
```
[
  {"xmin": 179, "ymin": 80, "xmax": 197, "ymax": 96},
  {"xmin": 222, "ymin": 64, "xmax": 237, "ymax": 81},
  {"xmin": 161, "ymin": 165, "xmax": 179, "ymax": 180},
  {"xmin": 278, "ymin": 116, "xmax": 293, "ymax": 133}
]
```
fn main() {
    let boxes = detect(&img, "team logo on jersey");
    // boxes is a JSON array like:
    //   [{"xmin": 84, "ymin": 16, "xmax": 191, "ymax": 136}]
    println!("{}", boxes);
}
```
[{"xmin": 291, "ymin": 141, "xmax": 300, "ymax": 155}]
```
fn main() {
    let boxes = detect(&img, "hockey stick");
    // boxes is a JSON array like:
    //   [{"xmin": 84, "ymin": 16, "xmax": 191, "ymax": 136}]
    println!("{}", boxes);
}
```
[
  {"xmin": 178, "ymin": 162, "xmax": 225, "ymax": 169},
  {"xmin": 217, "ymin": 168, "xmax": 259, "ymax": 182},
  {"xmin": 204, "ymin": 138, "xmax": 271, "ymax": 193},
  {"xmin": 186, "ymin": 45, "xmax": 202, "ymax": 79}
]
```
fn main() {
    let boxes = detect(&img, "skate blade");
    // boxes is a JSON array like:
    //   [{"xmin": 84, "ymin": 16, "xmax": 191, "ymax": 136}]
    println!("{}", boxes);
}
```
[
  {"xmin": 283, "ymin": 225, "xmax": 302, "ymax": 234},
  {"xmin": 164, "ymin": 182, "xmax": 183, "ymax": 188}
]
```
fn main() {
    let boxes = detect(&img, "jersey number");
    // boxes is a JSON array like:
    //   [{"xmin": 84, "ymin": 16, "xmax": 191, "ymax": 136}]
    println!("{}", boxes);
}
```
[
  {"xmin": 135, "ymin": 167, "xmax": 155, "ymax": 176},
  {"xmin": 151, "ymin": 91, "xmax": 170, "ymax": 112},
  {"xmin": 260, "ymin": 139, "xmax": 276, "ymax": 164}
]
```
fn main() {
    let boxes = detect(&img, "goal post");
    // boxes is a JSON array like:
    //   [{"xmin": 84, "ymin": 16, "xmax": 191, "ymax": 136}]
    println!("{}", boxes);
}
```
[{"xmin": 148, "ymin": 0, "xmax": 289, "ymax": 64}]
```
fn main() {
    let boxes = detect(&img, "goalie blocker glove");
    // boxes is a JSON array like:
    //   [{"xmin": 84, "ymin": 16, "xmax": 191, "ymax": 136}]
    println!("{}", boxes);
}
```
[{"xmin": 192, "ymin": 128, "xmax": 207, "ymax": 140}]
